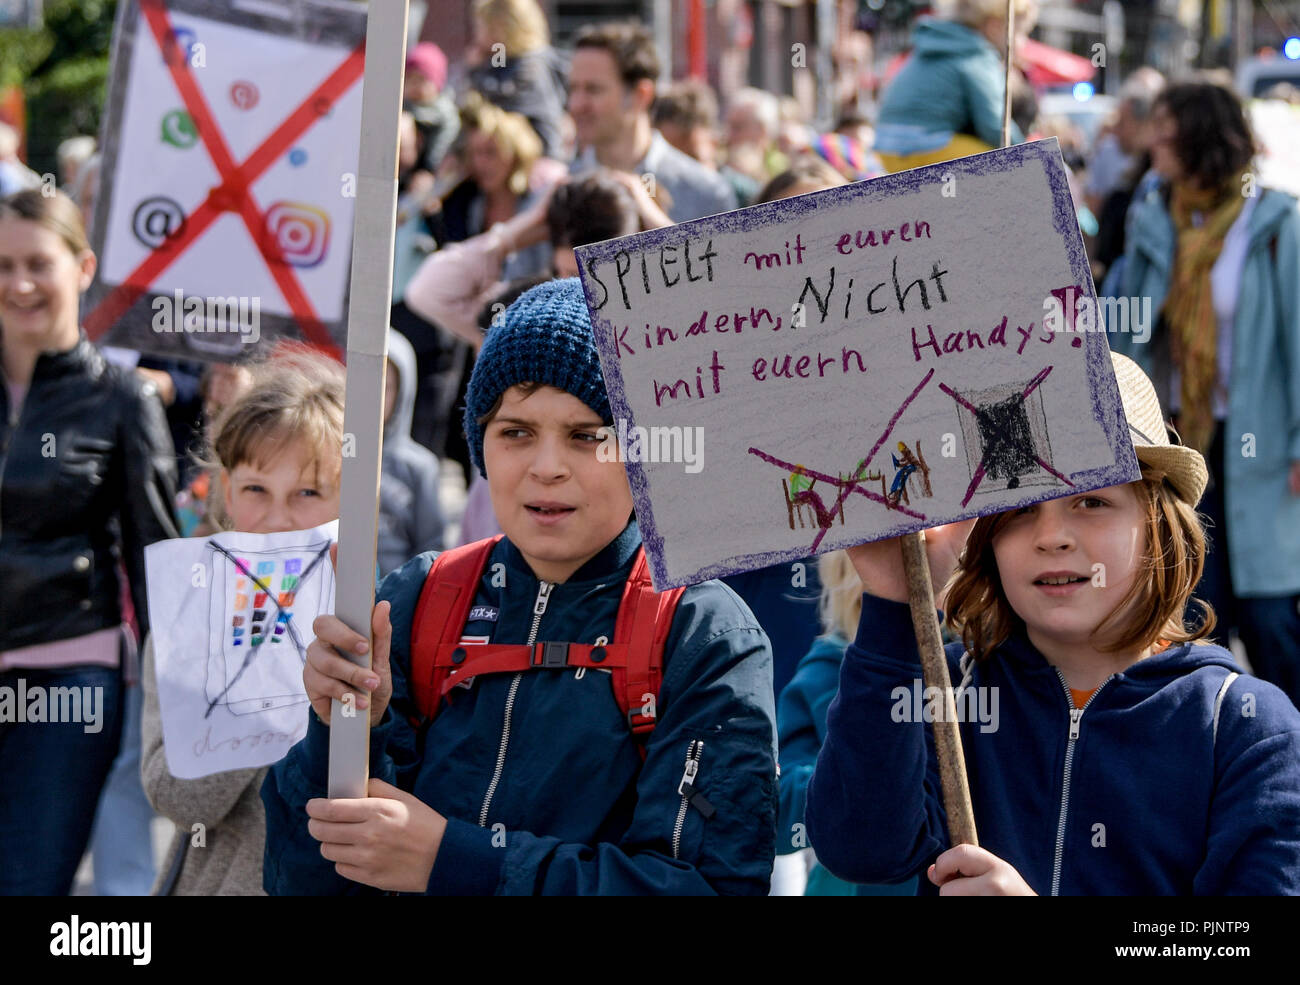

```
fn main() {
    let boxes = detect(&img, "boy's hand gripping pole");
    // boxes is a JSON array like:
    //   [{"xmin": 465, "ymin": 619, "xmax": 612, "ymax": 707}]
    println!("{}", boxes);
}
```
[
  {"xmin": 327, "ymin": 0, "xmax": 409, "ymax": 800},
  {"xmin": 900, "ymin": 531, "xmax": 979, "ymax": 848}
]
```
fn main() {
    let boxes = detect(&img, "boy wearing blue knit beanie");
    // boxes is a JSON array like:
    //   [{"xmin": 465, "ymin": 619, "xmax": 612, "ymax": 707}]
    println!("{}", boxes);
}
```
[{"xmin": 262, "ymin": 278, "xmax": 779, "ymax": 895}]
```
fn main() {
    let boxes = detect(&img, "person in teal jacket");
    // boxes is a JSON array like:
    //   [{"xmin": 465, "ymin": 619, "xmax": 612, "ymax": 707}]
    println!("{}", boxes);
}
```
[
  {"xmin": 776, "ymin": 551, "xmax": 918, "ymax": 895},
  {"xmin": 873, "ymin": 0, "xmax": 1035, "ymax": 173},
  {"xmin": 261, "ymin": 279, "xmax": 778, "ymax": 895},
  {"xmin": 1110, "ymin": 80, "xmax": 1300, "ymax": 707}
]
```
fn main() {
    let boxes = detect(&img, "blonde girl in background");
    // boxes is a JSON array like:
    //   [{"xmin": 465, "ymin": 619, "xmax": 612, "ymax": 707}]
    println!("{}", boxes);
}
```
[{"xmin": 141, "ymin": 347, "xmax": 344, "ymax": 895}]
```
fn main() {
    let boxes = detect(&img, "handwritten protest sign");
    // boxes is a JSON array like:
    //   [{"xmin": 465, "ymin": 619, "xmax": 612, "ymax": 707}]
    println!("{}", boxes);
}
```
[
  {"xmin": 84, "ymin": 0, "xmax": 367, "ymax": 361},
  {"xmin": 576, "ymin": 139, "xmax": 1139, "ymax": 590},
  {"xmin": 146, "ymin": 522, "xmax": 336, "ymax": 778}
]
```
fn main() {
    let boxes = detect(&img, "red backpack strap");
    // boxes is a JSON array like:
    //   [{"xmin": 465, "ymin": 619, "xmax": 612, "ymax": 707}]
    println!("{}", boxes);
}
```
[
  {"xmin": 610, "ymin": 548, "xmax": 686, "ymax": 746},
  {"xmin": 409, "ymin": 536, "xmax": 503, "ymax": 721}
]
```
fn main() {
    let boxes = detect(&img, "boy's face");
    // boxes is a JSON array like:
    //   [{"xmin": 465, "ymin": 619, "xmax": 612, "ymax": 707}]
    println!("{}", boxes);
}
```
[
  {"xmin": 991, "ymin": 481, "xmax": 1146, "ymax": 654},
  {"xmin": 482, "ymin": 383, "xmax": 633, "ymax": 584},
  {"xmin": 222, "ymin": 446, "xmax": 341, "ymax": 535}
]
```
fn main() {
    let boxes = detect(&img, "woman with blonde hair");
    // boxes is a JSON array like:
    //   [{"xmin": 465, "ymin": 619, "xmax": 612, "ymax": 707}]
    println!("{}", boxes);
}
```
[
  {"xmin": 434, "ymin": 94, "xmax": 548, "ymax": 282},
  {"xmin": 873, "ymin": 0, "xmax": 1038, "ymax": 172},
  {"xmin": 0, "ymin": 189, "xmax": 178, "ymax": 893},
  {"xmin": 466, "ymin": 0, "xmax": 567, "ymax": 159},
  {"xmin": 427, "ymin": 95, "xmax": 552, "ymax": 479}
]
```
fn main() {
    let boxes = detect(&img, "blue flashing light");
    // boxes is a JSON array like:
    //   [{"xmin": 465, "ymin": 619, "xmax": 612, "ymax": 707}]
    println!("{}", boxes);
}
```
[
  {"xmin": 1284, "ymin": 37, "xmax": 1300, "ymax": 60},
  {"xmin": 1073, "ymin": 81, "xmax": 1095, "ymax": 102}
]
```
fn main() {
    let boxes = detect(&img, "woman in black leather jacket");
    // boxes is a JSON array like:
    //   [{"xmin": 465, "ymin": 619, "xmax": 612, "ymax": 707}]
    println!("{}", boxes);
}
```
[{"xmin": 0, "ymin": 189, "xmax": 179, "ymax": 894}]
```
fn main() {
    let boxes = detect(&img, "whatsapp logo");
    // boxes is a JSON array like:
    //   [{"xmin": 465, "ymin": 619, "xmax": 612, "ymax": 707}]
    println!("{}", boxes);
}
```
[{"xmin": 161, "ymin": 109, "xmax": 198, "ymax": 149}]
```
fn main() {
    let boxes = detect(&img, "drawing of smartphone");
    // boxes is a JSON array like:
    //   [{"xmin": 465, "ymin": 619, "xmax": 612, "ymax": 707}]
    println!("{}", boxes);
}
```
[{"xmin": 205, "ymin": 537, "xmax": 334, "ymax": 716}]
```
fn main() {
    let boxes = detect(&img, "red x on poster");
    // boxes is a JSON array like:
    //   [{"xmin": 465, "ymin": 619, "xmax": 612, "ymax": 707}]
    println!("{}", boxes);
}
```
[{"xmin": 84, "ymin": 0, "xmax": 369, "ymax": 361}]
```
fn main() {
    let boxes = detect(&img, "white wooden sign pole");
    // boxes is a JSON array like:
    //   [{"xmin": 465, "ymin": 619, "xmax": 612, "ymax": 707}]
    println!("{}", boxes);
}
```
[{"xmin": 328, "ymin": 0, "xmax": 409, "ymax": 799}]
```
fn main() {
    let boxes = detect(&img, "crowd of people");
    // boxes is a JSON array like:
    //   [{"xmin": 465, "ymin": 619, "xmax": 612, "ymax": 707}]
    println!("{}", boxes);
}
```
[{"xmin": 1, "ymin": 0, "xmax": 1298, "ymax": 896}]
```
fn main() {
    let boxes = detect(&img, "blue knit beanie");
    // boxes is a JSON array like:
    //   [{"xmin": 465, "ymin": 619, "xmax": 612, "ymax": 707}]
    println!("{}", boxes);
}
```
[{"xmin": 464, "ymin": 277, "xmax": 612, "ymax": 477}]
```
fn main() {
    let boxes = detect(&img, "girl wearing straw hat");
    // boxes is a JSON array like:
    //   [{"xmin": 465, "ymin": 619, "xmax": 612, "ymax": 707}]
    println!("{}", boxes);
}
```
[{"xmin": 806, "ymin": 352, "xmax": 1300, "ymax": 894}]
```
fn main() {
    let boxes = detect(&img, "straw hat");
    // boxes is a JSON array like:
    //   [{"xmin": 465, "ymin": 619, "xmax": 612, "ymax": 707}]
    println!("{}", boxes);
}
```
[{"xmin": 1110, "ymin": 351, "xmax": 1208, "ymax": 506}]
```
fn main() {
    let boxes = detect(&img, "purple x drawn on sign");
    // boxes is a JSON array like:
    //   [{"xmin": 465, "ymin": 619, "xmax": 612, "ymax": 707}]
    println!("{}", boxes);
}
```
[
  {"xmin": 749, "ymin": 367, "xmax": 935, "ymax": 553},
  {"xmin": 937, "ymin": 365, "xmax": 1074, "ymax": 508}
]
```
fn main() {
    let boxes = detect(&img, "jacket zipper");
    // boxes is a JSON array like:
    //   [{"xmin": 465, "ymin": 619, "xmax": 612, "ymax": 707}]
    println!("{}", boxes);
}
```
[
  {"xmin": 477, "ymin": 579, "xmax": 553, "ymax": 827},
  {"xmin": 1049, "ymin": 670, "xmax": 1111, "ymax": 896},
  {"xmin": 672, "ymin": 740, "xmax": 704, "ymax": 859}
]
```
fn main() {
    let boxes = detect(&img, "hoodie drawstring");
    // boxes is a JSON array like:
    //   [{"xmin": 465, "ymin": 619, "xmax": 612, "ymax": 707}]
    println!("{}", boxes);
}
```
[{"xmin": 954, "ymin": 651, "xmax": 974, "ymax": 706}]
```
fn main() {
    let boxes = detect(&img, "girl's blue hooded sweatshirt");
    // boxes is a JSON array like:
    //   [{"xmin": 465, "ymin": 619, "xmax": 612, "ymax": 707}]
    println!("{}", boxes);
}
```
[{"xmin": 806, "ymin": 594, "xmax": 1300, "ymax": 895}]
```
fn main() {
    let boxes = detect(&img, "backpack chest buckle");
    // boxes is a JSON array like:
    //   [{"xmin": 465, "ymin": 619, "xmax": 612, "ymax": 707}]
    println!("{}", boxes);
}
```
[{"xmin": 533, "ymin": 641, "xmax": 571, "ymax": 668}]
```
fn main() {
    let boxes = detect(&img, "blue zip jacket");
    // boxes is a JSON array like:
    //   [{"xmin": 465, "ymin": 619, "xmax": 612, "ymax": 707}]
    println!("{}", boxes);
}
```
[
  {"xmin": 806, "ymin": 594, "xmax": 1300, "ymax": 895},
  {"xmin": 723, "ymin": 558, "xmax": 822, "ymax": 700},
  {"xmin": 261, "ymin": 521, "xmax": 778, "ymax": 895}
]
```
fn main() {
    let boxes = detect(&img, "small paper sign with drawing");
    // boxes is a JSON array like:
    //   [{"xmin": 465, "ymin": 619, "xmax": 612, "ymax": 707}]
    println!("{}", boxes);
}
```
[
  {"xmin": 145, "ymin": 521, "xmax": 337, "ymax": 778},
  {"xmin": 575, "ymin": 139, "xmax": 1140, "ymax": 590}
]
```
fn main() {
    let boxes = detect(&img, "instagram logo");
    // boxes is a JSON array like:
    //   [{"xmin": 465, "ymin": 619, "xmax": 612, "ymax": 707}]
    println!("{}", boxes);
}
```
[{"xmin": 262, "ymin": 202, "xmax": 330, "ymax": 268}]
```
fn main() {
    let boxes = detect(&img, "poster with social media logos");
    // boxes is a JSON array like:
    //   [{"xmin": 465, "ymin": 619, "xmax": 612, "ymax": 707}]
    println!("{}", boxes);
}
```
[
  {"xmin": 146, "ymin": 521, "xmax": 337, "ymax": 778},
  {"xmin": 84, "ymin": 0, "xmax": 367, "ymax": 361}
]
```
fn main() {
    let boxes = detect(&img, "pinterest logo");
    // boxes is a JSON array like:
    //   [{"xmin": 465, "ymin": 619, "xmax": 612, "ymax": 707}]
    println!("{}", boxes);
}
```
[
  {"xmin": 230, "ymin": 80, "xmax": 259, "ymax": 110},
  {"xmin": 262, "ymin": 202, "xmax": 330, "ymax": 268}
]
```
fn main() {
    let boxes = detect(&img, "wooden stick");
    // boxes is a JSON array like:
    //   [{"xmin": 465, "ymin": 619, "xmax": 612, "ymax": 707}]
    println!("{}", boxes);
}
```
[
  {"xmin": 899, "ymin": 530, "xmax": 978, "ymax": 847},
  {"xmin": 1001, "ymin": 0, "xmax": 1016, "ymax": 148},
  {"xmin": 327, "ymin": 0, "xmax": 409, "ymax": 800},
  {"xmin": 896, "ymin": 0, "xmax": 1012, "ymax": 857},
  {"xmin": 903, "ymin": 0, "xmax": 1019, "ymax": 846}
]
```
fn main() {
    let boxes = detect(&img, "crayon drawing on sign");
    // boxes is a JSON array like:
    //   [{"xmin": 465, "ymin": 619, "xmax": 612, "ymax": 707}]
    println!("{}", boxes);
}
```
[
  {"xmin": 940, "ymin": 366, "xmax": 1072, "ymax": 507},
  {"xmin": 749, "ymin": 366, "xmax": 937, "ymax": 553},
  {"xmin": 145, "ymin": 522, "xmax": 337, "ymax": 779},
  {"xmin": 781, "ymin": 439, "xmax": 932, "ymax": 527},
  {"xmin": 204, "ymin": 541, "xmax": 330, "ymax": 717}
]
